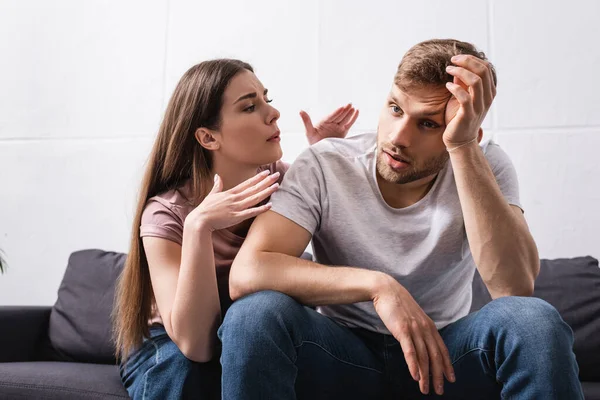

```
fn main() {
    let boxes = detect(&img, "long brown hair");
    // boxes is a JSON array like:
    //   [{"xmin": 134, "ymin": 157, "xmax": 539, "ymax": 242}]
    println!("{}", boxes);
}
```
[{"xmin": 113, "ymin": 59, "xmax": 253, "ymax": 360}]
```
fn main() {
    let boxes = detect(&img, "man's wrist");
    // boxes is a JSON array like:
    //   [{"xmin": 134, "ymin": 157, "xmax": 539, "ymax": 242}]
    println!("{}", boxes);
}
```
[{"xmin": 369, "ymin": 271, "xmax": 398, "ymax": 301}]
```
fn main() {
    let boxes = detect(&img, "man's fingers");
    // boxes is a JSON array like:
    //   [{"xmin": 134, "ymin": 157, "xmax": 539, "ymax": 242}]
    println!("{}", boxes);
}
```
[
  {"xmin": 446, "ymin": 65, "xmax": 484, "ymax": 112},
  {"xmin": 433, "ymin": 331, "xmax": 455, "ymax": 383},
  {"xmin": 397, "ymin": 331, "xmax": 420, "ymax": 382},
  {"xmin": 423, "ymin": 329, "xmax": 445, "ymax": 396},
  {"xmin": 445, "ymin": 82, "xmax": 473, "ymax": 112},
  {"xmin": 450, "ymin": 54, "xmax": 495, "ymax": 108},
  {"xmin": 411, "ymin": 332, "xmax": 430, "ymax": 395},
  {"xmin": 230, "ymin": 170, "xmax": 274, "ymax": 194}
]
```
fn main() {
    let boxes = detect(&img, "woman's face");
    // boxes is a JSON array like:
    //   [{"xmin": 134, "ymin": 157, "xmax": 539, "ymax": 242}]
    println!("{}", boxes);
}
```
[{"xmin": 210, "ymin": 70, "xmax": 282, "ymax": 167}]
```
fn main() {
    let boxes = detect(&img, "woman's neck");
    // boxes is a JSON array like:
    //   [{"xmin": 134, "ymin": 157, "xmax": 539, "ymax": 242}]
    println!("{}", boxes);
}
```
[{"xmin": 211, "ymin": 156, "xmax": 261, "ymax": 191}]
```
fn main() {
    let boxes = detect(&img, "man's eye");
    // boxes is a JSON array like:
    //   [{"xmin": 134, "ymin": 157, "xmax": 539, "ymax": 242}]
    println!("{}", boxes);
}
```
[
  {"xmin": 422, "ymin": 121, "xmax": 439, "ymax": 129},
  {"xmin": 266, "ymin": 98, "xmax": 273, "ymax": 103},
  {"xmin": 390, "ymin": 105, "xmax": 401, "ymax": 114}
]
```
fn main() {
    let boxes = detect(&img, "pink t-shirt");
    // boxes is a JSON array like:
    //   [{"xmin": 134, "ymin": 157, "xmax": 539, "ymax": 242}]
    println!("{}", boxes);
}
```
[{"xmin": 140, "ymin": 162, "xmax": 288, "ymax": 326}]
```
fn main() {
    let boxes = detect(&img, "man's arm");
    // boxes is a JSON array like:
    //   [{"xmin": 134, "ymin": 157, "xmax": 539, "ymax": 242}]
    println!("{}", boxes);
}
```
[
  {"xmin": 229, "ymin": 210, "xmax": 385, "ymax": 305},
  {"xmin": 450, "ymin": 144, "xmax": 539, "ymax": 298},
  {"xmin": 444, "ymin": 54, "xmax": 539, "ymax": 298},
  {"xmin": 229, "ymin": 210, "xmax": 456, "ymax": 394}
]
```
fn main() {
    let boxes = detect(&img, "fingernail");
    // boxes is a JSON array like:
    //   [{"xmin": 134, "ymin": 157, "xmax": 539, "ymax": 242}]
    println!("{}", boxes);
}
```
[
  {"xmin": 272, "ymin": 171, "xmax": 280, "ymax": 178},
  {"xmin": 260, "ymin": 170, "xmax": 270, "ymax": 175},
  {"xmin": 446, "ymin": 65, "xmax": 454, "ymax": 71},
  {"xmin": 438, "ymin": 384, "xmax": 444, "ymax": 393},
  {"xmin": 415, "ymin": 372, "xmax": 420, "ymax": 381},
  {"xmin": 451, "ymin": 55, "xmax": 461, "ymax": 62},
  {"xmin": 450, "ymin": 372, "xmax": 456, "ymax": 382}
]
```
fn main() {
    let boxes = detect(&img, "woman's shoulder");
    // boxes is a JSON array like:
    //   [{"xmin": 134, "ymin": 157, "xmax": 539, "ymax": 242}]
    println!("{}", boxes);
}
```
[{"xmin": 141, "ymin": 183, "xmax": 196, "ymax": 233}]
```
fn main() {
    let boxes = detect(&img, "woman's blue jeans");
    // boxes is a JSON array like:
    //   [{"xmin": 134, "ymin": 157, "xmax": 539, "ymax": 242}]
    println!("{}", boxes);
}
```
[{"xmin": 119, "ymin": 325, "xmax": 220, "ymax": 400}]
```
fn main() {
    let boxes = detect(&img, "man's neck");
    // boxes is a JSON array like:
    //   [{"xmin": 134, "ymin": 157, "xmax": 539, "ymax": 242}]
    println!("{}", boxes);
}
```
[{"xmin": 376, "ymin": 173, "xmax": 438, "ymax": 209}]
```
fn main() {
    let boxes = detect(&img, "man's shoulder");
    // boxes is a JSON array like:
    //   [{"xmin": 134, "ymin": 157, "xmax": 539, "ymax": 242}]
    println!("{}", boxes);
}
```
[{"xmin": 306, "ymin": 133, "xmax": 377, "ymax": 163}]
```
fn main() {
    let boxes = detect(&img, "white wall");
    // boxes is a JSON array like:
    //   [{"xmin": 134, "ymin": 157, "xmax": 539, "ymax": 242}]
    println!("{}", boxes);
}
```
[{"xmin": 1, "ymin": 0, "xmax": 598, "ymax": 305}]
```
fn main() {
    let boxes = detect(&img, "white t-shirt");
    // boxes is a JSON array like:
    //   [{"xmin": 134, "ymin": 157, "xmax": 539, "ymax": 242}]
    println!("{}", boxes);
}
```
[{"xmin": 270, "ymin": 133, "xmax": 521, "ymax": 333}]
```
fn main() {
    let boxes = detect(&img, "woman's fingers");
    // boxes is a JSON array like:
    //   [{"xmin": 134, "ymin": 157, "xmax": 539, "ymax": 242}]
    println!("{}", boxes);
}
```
[
  {"xmin": 235, "ymin": 183, "xmax": 279, "ymax": 210},
  {"xmin": 236, "ymin": 172, "xmax": 280, "ymax": 199},
  {"xmin": 233, "ymin": 202, "xmax": 273, "ymax": 220},
  {"xmin": 229, "ymin": 170, "xmax": 272, "ymax": 194}
]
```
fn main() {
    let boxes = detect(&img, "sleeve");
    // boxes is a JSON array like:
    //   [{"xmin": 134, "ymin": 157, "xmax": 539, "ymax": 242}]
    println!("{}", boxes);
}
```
[
  {"xmin": 269, "ymin": 148, "xmax": 326, "ymax": 235},
  {"xmin": 139, "ymin": 198, "xmax": 184, "ymax": 245},
  {"xmin": 483, "ymin": 141, "xmax": 523, "ymax": 211}
]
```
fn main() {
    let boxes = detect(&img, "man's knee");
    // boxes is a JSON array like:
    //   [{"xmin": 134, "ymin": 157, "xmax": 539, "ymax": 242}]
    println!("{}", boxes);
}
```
[
  {"xmin": 479, "ymin": 296, "xmax": 571, "ymax": 340},
  {"xmin": 219, "ymin": 290, "xmax": 304, "ymax": 340}
]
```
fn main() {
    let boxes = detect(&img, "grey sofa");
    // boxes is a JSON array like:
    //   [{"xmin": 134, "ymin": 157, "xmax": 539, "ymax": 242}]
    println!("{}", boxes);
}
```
[{"xmin": 0, "ymin": 249, "xmax": 599, "ymax": 399}]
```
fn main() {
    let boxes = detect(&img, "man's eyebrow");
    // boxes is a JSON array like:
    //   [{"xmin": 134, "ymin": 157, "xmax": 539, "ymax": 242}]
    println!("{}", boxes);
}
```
[
  {"xmin": 419, "ymin": 107, "xmax": 446, "ymax": 117},
  {"xmin": 234, "ymin": 88, "xmax": 269, "ymax": 104},
  {"xmin": 389, "ymin": 94, "xmax": 446, "ymax": 117}
]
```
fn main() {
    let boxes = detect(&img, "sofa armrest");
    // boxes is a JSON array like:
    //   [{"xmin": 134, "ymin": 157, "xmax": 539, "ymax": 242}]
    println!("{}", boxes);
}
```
[{"xmin": 0, "ymin": 306, "xmax": 51, "ymax": 362}]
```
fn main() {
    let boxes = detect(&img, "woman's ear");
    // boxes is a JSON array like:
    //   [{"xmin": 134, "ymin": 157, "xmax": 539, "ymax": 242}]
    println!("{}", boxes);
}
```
[{"xmin": 195, "ymin": 127, "xmax": 220, "ymax": 151}]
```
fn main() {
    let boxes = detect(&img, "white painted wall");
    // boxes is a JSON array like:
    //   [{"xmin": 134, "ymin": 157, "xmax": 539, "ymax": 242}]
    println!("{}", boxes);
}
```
[{"xmin": 1, "ymin": 0, "xmax": 598, "ymax": 305}]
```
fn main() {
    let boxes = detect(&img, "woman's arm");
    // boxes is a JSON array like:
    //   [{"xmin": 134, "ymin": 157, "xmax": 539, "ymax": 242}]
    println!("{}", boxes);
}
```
[{"xmin": 144, "ymin": 225, "xmax": 220, "ymax": 363}]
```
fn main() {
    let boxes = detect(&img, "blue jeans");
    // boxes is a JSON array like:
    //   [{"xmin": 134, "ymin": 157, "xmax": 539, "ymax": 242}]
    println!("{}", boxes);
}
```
[
  {"xmin": 119, "ymin": 326, "xmax": 220, "ymax": 400},
  {"xmin": 219, "ymin": 291, "xmax": 584, "ymax": 400}
]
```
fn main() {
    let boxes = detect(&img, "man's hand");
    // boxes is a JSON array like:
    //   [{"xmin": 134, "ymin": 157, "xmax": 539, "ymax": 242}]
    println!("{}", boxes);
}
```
[
  {"xmin": 302, "ymin": 103, "xmax": 359, "ymax": 145},
  {"xmin": 372, "ymin": 275, "xmax": 455, "ymax": 396},
  {"xmin": 443, "ymin": 54, "xmax": 496, "ymax": 148}
]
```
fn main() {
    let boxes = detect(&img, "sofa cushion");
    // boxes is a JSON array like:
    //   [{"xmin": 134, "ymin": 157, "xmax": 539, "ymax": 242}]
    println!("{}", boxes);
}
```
[
  {"xmin": 0, "ymin": 361, "xmax": 128, "ymax": 399},
  {"xmin": 471, "ymin": 256, "xmax": 600, "ymax": 381},
  {"xmin": 48, "ymin": 250, "xmax": 126, "ymax": 364}
]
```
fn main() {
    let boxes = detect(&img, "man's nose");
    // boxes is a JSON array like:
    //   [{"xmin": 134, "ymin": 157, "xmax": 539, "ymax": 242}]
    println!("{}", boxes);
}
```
[{"xmin": 389, "ymin": 119, "xmax": 413, "ymax": 148}]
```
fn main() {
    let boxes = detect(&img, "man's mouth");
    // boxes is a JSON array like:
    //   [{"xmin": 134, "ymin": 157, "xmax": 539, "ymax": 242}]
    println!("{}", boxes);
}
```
[{"xmin": 383, "ymin": 149, "xmax": 411, "ymax": 164}]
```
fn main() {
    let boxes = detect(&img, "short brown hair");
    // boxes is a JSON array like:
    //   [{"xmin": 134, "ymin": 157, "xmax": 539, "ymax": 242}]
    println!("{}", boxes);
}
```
[{"xmin": 395, "ymin": 39, "xmax": 497, "ymax": 91}]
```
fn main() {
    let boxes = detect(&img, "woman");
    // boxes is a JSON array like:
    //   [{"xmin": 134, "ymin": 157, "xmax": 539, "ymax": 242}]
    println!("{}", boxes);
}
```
[{"xmin": 113, "ymin": 59, "xmax": 358, "ymax": 399}]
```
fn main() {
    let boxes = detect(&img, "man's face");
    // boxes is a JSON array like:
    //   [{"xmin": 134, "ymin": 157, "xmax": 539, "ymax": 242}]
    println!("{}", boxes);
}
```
[{"xmin": 376, "ymin": 84, "xmax": 451, "ymax": 184}]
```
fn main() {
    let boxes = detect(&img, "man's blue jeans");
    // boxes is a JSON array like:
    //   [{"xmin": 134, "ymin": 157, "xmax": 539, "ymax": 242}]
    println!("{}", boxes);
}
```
[
  {"xmin": 119, "ymin": 326, "xmax": 220, "ymax": 400},
  {"xmin": 219, "ymin": 291, "xmax": 583, "ymax": 399}
]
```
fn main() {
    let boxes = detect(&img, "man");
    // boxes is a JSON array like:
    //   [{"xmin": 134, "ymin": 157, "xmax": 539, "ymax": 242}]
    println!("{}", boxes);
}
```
[{"xmin": 219, "ymin": 39, "xmax": 583, "ymax": 399}]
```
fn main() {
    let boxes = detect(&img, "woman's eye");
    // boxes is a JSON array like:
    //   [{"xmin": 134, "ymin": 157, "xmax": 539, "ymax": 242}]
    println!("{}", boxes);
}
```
[
  {"xmin": 390, "ymin": 105, "xmax": 401, "ymax": 114},
  {"xmin": 244, "ymin": 105, "xmax": 255, "ymax": 112},
  {"xmin": 266, "ymin": 98, "xmax": 273, "ymax": 104}
]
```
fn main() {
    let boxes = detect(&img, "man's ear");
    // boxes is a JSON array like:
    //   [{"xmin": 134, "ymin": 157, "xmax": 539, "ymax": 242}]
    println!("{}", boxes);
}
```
[
  {"xmin": 477, "ymin": 127, "xmax": 484, "ymax": 143},
  {"xmin": 195, "ymin": 127, "xmax": 220, "ymax": 151}
]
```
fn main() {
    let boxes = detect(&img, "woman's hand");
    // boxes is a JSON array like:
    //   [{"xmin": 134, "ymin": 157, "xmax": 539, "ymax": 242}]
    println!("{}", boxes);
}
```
[
  {"xmin": 185, "ymin": 170, "xmax": 280, "ymax": 232},
  {"xmin": 302, "ymin": 103, "xmax": 360, "ymax": 145}
]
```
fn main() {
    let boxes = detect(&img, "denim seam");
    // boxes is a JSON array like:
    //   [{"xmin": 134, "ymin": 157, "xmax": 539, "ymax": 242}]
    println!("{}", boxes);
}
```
[
  {"xmin": 452, "ymin": 347, "xmax": 498, "ymax": 383},
  {"xmin": 295, "ymin": 340, "xmax": 383, "ymax": 374},
  {"xmin": 142, "ymin": 338, "xmax": 161, "ymax": 400},
  {"xmin": 451, "ymin": 347, "xmax": 494, "ymax": 365}
]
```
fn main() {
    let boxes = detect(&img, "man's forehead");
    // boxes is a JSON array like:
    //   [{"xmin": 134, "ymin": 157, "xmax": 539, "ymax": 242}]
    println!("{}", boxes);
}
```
[{"xmin": 390, "ymin": 84, "xmax": 450, "ymax": 114}]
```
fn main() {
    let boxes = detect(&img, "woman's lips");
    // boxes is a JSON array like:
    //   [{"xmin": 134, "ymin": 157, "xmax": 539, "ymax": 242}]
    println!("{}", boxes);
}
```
[{"xmin": 267, "ymin": 131, "xmax": 281, "ymax": 142}]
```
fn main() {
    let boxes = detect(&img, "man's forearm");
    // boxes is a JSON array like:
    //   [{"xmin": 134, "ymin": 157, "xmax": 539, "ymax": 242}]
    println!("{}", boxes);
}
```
[
  {"xmin": 230, "ymin": 251, "xmax": 390, "ymax": 306},
  {"xmin": 449, "ymin": 142, "xmax": 539, "ymax": 298}
]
